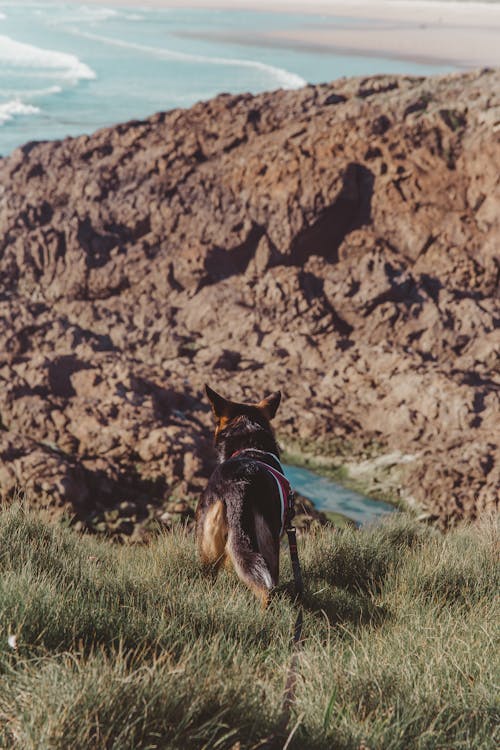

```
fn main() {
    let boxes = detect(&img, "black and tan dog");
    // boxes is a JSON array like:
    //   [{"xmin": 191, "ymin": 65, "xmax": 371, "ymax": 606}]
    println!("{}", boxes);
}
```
[{"xmin": 196, "ymin": 385, "xmax": 291, "ymax": 606}]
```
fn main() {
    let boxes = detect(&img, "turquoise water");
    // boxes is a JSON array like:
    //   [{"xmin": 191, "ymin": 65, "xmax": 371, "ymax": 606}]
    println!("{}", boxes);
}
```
[
  {"xmin": 283, "ymin": 464, "xmax": 395, "ymax": 527},
  {"xmin": 0, "ymin": 1, "xmax": 455, "ymax": 156}
]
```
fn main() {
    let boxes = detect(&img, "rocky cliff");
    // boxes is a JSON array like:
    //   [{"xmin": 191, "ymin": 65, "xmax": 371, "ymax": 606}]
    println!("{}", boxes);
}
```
[{"xmin": 0, "ymin": 69, "xmax": 498, "ymax": 533}]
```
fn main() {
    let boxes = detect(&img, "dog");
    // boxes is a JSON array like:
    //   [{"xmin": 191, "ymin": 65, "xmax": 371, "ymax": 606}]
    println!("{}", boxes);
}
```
[{"xmin": 196, "ymin": 384, "xmax": 292, "ymax": 606}]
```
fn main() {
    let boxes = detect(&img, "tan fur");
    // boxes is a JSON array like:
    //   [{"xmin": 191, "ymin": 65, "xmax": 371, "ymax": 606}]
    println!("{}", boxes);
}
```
[
  {"xmin": 198, "ymin": 500, "xmax": 228, "ymax": 571},
  {"xmin": 199, "ymin": 385, "xmax": 283, "ymax": 606},
  {"xmin": 198, "ymin": 508, "xmax": 274, "ymax": 609},
  {"xmin": 250, "ymin": 583, "xmax": 270, "ymax": 610},
  {"xmin": 214, "ymin": 415, "xmax": 230, "ymax": 439}
]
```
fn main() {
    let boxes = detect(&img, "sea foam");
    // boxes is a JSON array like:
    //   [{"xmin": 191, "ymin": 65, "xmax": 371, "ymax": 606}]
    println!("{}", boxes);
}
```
[
  {"xmin": 0, "ymin": 34, "xmax": 96, "ymax": 83},
  {"xmin": 73, "ymin": 30, "xmax": 306, "ymax": 90},
  {"xmin": 0, "ymin": 85, "xmax": 62, "ymax": 98},
  {"xmin": 0, "ymin": 100, "xmax": 40, "ymax": 126},
  {"xmin": 49, "ymin": 6, "xmax": 119, "ymax": 25}
]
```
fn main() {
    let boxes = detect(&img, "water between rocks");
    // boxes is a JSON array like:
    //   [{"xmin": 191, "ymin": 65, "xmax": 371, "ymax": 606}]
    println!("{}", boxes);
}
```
[{"xmin": 283, "ymin": 464, "xmax": 396, "ymax": 527}]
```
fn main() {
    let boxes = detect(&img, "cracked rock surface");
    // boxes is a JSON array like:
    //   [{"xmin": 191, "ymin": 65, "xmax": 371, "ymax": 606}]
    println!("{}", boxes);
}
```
[{"xmin": 0, "ymin": 69, "xmax": 498, "ymax": 530}]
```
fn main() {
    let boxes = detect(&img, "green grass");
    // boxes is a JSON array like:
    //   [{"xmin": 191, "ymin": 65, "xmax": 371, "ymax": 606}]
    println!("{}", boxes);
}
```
[{"xmin": 0, "ymin": 504, "xmax": 498, "ymax": 749}]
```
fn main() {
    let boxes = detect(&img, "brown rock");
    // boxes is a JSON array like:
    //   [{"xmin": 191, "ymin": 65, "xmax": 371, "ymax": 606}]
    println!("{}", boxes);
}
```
[{"xmin": 0, "ymin": 70, "xmax": 498, "ymax": 528}]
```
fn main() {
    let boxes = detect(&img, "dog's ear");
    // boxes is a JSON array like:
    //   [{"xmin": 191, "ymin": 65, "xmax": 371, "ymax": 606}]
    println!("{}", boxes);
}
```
[
  {"xmin": 257, "ymin": 391, "xmax": 281, "ymax": 420},
  {"xmin": 205, "ymin": 384, "xmax": 234, "ymax": 419}
]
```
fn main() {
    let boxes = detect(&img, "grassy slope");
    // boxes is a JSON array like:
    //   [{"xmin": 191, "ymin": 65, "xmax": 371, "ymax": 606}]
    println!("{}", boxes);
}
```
[{"xmin": 0, "ymin": 505, "xmax": 498, "ymax": 750}]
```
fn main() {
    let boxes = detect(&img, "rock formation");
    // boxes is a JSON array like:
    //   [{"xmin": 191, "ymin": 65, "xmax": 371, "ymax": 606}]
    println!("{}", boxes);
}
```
[{"xmin": 0, "ymin": 69, "xmax": 498, "ymax": 532}]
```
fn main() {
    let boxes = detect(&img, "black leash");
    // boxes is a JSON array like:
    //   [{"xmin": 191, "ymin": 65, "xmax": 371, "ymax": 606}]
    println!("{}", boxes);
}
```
[
  {"xmin": 286, "ymin": 523, "xmax": 304, "ymax": 601},
  {"xmin": 280, "ymin": 495, "xmax": 305, "ymax": 731},
  {"xmin": 251, "ymin": 493, "xmax": 305, "ymax": 750}
]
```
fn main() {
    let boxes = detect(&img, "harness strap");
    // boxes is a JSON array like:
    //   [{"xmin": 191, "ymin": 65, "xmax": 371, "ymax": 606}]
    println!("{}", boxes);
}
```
[
  {"xmin": 258, "ymin": 462, "xmax": 290, "ymax": 537},
  {"xmin": 230, "ymin": 448, "xmax": 280, "ymax": 463},
  {"xmin": 229, "ymin": 449, "xmax": 292, "ymax": 536}
]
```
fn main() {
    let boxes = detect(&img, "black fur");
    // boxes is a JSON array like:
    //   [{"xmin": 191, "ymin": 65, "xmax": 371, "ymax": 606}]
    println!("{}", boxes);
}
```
[
  {"xmin": 215, "ymin": 414, "xmax": 280, "ymax": 462},
  {"xmin": 196, "ymin": 390, "xmax": 284, "ymax": 602}
]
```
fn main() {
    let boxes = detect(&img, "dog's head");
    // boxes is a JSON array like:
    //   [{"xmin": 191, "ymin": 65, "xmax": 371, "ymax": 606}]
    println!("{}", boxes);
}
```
[{"xmin": 205, "ymin": 384, "xmax": 281, "ymax": 460}]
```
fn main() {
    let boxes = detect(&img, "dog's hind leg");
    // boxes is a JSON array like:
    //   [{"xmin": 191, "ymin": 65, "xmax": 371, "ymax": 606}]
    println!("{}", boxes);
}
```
[
  {"xmin": 226, "ymin": 526, "xmax": 274, "ymax": 608},
  {"xmin": 196, "ymin": 500, "xmax": 228, "ymax": 576}
]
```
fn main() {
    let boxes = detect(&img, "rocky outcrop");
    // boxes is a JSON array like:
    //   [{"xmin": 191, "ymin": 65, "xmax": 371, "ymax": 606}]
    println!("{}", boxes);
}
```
[{"xmin": 0, "ymin": 69, "xmax": 498, "ymax": 530}]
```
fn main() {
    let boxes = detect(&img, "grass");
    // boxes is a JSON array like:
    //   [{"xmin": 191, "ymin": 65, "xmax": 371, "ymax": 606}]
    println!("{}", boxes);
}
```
[{"xmin": 0, "ymin": 504, "xmax": 498, "ymax": 749}]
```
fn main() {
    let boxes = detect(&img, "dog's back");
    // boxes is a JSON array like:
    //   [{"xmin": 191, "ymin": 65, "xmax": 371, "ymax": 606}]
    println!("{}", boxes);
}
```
[{"xmin": 196, "ymin": 386, "xmax": 284, "ymax": 606}]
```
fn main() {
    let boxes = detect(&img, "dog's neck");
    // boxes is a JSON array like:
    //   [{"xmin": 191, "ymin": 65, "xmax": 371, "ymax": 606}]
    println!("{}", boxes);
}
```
[{"xmin": 215, "ymin": 416, "xmax": 280, "ymax": 464}]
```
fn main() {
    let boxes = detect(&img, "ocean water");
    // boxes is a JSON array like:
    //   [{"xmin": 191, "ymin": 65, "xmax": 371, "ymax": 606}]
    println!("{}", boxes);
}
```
[{"xmin": 0, "ymin": 1, "xmax": 457, "ymax": 156}]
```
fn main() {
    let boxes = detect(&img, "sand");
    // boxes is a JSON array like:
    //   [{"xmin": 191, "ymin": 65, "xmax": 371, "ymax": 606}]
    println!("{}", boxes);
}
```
[{"xmin": 74, "ymin": 1, "xmax": 500, "ymax": 69}]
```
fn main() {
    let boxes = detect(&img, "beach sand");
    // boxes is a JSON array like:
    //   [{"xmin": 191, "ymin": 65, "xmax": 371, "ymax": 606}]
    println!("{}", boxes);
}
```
[{"xmin": 77, "ymin": 1, "xmax": 500, "ymax": 69}]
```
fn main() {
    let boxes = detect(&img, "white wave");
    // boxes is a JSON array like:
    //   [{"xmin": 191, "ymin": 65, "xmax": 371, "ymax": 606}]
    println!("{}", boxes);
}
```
[
  {"xmin": 0, "ymin": 84, "xmax": 62, "ymax": 98},
  {"xmin": 49, "ymin": 6, "xmax": 119, "ymax": 25},
  {"xmin": 0, "ymin": 12, "xmax": 6, "ymax": 21},
  {"xmin": 170, "ymin": 91, "xmax": 219, "ymax": 104},
  {"xmin": 0, "ymin": 99, "xmax": 40, "ymax": 126},
  {"xmin": 73, "ymin": 30, "xmax": 306, "ymax": 90},
  {"xmin": 74, "ymin": 7, "xmax": 118, "ymax": 21},
  {"xmin": 26, "ymin": 84, "xmax": 63, "ymax": 97},
  {"xmin": 0, "ymin": 34, "xmax": 96, "ymax": 84}
]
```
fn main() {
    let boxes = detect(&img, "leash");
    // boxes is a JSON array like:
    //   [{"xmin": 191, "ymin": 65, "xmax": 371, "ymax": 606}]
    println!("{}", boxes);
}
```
[
  {"xmin": 229, "ymin": 451, "xmax": 306, "ymax": 749},
  {"xmin": 252, "ymin": 499, "xmax": 305, "ymax": 750},
  {"xmin": 279, "ymin": 493, "xmax": 305, "ymax": 731}
]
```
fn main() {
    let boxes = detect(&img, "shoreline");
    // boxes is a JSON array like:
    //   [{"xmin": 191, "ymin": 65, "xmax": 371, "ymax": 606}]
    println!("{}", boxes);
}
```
[
  {"xmin": 70, "ymin": 1, "xmax": 500, "ymax": 70},
  {"xmin": 175, "ymin": 29, "xmax": 469, "ymax": 70},
  {"xmin": 75, "ymin": 0, "xmax": 500, "ymax": 11}
]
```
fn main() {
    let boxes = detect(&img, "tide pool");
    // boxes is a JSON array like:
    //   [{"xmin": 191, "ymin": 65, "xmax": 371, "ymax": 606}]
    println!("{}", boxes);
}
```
[
  {"xmin": 283, "ymin": 464, "xmax": 396, "ymax": 527},
  {"xmin": 0, "ymin": 1, "xmax": 455, "ymax": 156}
]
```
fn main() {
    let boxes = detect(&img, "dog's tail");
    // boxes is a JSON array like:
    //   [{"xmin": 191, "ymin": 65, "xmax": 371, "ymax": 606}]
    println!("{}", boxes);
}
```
[{"xmin": 226, "ymin": 510, "xmax": 275, "ymax": 606}]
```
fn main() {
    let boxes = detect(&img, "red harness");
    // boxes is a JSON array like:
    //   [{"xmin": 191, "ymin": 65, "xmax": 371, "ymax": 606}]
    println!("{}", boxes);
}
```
[{"xmin": 230, "ymin": 449, "xmax": 292, "ymax": 536}]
